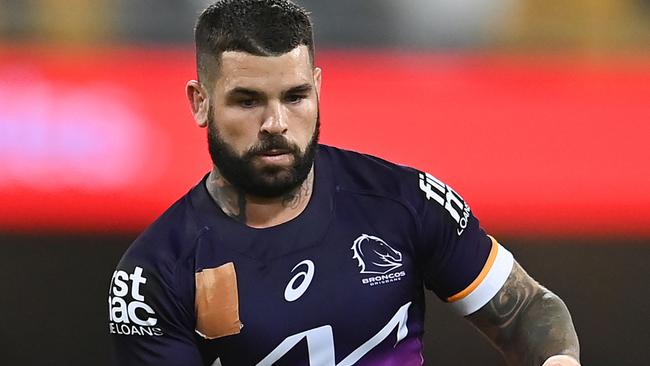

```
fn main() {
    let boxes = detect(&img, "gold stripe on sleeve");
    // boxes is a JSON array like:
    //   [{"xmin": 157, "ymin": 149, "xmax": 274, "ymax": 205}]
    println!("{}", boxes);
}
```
[{"xmin": 447, "ymin": 235, "xmax": 499, "ymax": 303}]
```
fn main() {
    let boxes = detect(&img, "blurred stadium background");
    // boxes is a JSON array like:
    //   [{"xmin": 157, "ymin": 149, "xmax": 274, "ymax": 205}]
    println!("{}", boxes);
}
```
[{"xmin": 1, "ymin": 0, "xmax": 648, "ymax": 365}]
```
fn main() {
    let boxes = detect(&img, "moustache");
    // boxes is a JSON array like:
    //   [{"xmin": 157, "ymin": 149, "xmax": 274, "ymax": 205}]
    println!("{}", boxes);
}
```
[{"xmin": 245, "ymin": 135, "xmax": 299, "ymax": 157}]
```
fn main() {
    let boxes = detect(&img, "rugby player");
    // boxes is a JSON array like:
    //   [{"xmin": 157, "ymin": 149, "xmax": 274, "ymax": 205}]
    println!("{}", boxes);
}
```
[{"xmin": 109, "ymin": 1, "xmax": 580, "ymax": 365}]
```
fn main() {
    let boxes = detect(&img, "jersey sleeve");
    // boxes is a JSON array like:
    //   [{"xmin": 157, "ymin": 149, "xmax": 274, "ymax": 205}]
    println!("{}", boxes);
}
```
[
  {"xmin": 414, "ymin": 171, "xmax": 514, "ymax": 316},
  {"xmin": 108, "ymin": 249, "xmax": 202, "ymax": 366}
]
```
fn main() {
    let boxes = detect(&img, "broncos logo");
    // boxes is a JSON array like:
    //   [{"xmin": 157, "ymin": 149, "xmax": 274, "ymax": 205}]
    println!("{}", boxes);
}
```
[{"xmin": 351, "ymin": 234, "xmax": 403, "ymax": 275}]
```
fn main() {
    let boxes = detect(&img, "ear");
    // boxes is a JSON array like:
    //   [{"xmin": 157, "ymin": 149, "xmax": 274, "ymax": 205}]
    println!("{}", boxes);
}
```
[
  {"xmin": 186, "ymin": 80, "xmax": 210, "ymax": 128},
  {"xmin": 313, "ymin": 67, "xmax": 322, "ymax": 101}
]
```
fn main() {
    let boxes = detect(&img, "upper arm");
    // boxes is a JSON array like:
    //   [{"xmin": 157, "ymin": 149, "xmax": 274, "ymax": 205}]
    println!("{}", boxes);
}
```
[
  {"xmin": 109, "ymin": 255, "xmax": 203, "ymax": 366},
  {"xmin": 414, "ymin": 169, "xmax": 579, "ymax": 365},
  {"xmin": 465, "ymin": 260, "xmax": 541, "ymax": 341},
  {"xmin": 465, "ymin": 261, "xmax": 580, "ymax": 366},
  {"xmin": 414, "ymin": 170, "xmax": 514, "ymax": 316}
]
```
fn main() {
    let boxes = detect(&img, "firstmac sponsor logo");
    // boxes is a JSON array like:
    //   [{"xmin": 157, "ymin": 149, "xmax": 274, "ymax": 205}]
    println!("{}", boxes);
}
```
[
  {"xmin": 108, "ymin": 266, "xmax": 163, "ymax": 336},
  {"xmin": 418, "ymin": 172, "xmax": 471, "ymax": 236},
  {"xmin": 351, "ymin": 234, "xmax": 407, "ymax": 287}
]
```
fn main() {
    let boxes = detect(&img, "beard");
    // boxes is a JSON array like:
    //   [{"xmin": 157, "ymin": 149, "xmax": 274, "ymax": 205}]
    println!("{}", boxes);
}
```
[{"xmin": 207, "ymin": 109, "xmax": 320, "ymax": 198}]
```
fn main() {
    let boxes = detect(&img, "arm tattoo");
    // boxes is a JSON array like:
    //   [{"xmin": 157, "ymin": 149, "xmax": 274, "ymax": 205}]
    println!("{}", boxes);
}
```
[
  {"xmin": 476, "ymin": 262, "xmax": 539, "ymax": 330},
  {"xmin": 467, "ymin": 261, "xmax": 580, "ymax": 366}
]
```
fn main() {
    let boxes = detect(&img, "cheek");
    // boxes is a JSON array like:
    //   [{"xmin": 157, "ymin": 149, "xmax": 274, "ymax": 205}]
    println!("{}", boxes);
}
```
[
  {"xmin": 290, "ymin": 100, "xmax": 318, "ymax": 139},
  {"xmin": 214, "ymin": 109, "xmax": 261, "ymax": 144}
]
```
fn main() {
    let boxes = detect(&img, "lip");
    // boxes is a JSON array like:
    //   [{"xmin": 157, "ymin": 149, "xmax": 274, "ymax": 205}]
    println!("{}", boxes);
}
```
[
  {"xmin": 258, "ymin": 149, "xmax": 291, "ymax": 157},
  {"xmin": 255, "ymin": 150, "xmax": 293, "ymax": 164}
]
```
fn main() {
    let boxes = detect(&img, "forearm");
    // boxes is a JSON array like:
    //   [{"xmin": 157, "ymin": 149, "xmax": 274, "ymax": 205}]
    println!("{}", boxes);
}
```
[{"xmin": 467, "ymin": 262, "xmax": 580, "ymax": 366}]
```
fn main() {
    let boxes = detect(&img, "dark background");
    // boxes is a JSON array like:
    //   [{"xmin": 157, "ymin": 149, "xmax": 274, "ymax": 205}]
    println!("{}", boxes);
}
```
[{"xmin": 2, "ymin": 233, "xmax": 648, "ymax": 365}]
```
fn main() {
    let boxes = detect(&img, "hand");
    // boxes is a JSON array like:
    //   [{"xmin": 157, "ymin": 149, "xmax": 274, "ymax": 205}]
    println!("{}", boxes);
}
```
[{"xmin": 542, "ymin": 355, "xmax": 581, "ymax": 366}]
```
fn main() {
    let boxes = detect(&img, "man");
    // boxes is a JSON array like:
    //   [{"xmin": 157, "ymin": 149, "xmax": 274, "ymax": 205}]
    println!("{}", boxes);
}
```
[{"xmin": 108, "ymin": 1, "xmax": 580, "ymax": 365}]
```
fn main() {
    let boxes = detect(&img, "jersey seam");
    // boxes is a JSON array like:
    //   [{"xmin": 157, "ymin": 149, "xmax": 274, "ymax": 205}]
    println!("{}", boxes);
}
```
[
  {"xmin": 165, "ymin": 194, "xmax": 212, "ymax": 325},
  {"xmin": 170, "ymin": 226, "xmax": 210, "ymax": 321}
]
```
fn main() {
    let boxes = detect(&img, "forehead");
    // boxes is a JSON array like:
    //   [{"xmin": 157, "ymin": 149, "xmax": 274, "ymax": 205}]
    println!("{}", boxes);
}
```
[{"xmin": 215, "ymin": 46, "xmax": 313, "ymax": 92}]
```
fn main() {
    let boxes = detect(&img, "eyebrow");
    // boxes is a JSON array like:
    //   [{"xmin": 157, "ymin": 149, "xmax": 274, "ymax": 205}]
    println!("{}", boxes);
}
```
[
  {"xmin": 226, "ymin": 84, "xmax": 313, "ymax": 98},
  {"xmin": 227, "ymin": 87, "xmax": 263, "ymax": 98},
  {"xmin": 284, "ymin": 84, "xmax": 313, "ymax": 95}
]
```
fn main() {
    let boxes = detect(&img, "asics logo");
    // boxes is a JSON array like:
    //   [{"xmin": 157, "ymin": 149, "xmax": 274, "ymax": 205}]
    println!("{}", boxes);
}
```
[{"xmin": 284, "ymin": 260, "xmax": 315, "ymax": 302}]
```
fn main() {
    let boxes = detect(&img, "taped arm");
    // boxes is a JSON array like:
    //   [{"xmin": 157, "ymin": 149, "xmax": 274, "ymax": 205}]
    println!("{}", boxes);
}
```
[{"xmin": 466, "ymin": 261, "xmax": 580, "ymax": 366}]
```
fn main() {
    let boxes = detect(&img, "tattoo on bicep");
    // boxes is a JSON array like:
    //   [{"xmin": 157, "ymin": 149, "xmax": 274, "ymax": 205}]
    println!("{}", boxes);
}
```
[
  {"xmin": 479, "ymin": 262, "xmax": 539, "ymax": 329},
  {"xmin": 468, "ymin": 262, "xmax": 580, "ymax": 365}
]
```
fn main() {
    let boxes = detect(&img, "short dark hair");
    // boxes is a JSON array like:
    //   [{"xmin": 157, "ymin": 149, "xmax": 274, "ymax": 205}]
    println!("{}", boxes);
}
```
[{"xmin": 194, "ymin": 0, "xmax": 314, "ymax": 85}]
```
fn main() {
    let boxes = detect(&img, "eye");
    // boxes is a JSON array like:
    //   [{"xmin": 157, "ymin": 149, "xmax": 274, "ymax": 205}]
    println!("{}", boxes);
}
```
[
  {"xmin": 285, "ymin": 94, "xmax": 306, "ymax": 104},
  {"xmin": 238, "ymin": 99, "xmax": 258, "ymax": 108}
]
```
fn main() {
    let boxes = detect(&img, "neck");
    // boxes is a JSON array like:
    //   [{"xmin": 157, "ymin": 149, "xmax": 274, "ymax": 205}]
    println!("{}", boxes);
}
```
[{"xmin": 205, "ymin": 167, "xmax": 315, "ymax": 228}]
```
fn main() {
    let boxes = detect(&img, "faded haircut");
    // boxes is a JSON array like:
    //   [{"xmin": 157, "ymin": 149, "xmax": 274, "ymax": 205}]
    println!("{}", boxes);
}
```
[{"xmin": 194, "ymin": 0, "xmax": 314, "ymax": 87}]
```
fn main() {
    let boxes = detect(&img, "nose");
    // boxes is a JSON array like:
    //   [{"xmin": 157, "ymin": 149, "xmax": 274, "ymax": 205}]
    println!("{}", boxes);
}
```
[{"xmin": 260, "ymin": 100, "xmax": 288, "ymax": 135}]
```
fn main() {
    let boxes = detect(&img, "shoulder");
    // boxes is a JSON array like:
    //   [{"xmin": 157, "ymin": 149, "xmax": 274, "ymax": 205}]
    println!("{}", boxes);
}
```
[
  {"xmin": 117, "ymin": 185, "xmax": 207, "ymax": 281},
  {"xmin": 318, "ymin": 144, "xmax": 474, "ymax": 233},
  {"xmin": 318, "ymin": 144, "xmax": 422, "ymax": 199},
  {"xmin": 110, "ymin": 184, "xmax": 209, "ymax": 324}
]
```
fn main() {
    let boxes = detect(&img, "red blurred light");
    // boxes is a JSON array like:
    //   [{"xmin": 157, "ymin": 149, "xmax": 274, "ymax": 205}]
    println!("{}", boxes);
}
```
[{"xmin": 0, "ymin": 46, "xmax": 648, "ymax": 237}]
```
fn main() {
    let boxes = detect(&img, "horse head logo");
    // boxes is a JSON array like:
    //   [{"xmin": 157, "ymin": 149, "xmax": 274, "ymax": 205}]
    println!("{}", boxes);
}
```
[{"xmin": 351, "ymin": 234, "xmax": 403, "ymax": 275}]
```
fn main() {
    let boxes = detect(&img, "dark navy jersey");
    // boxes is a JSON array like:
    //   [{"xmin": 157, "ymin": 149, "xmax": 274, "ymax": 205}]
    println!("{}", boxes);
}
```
[{"xmin": 108, "ymin": 144, "xmax": 514, "ymax": 366}]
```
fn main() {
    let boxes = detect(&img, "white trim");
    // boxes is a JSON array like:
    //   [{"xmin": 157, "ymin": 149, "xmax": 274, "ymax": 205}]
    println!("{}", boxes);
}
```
[{"xmin": 448, "ymin": 244, "xmax": 514, "ymax": 316}]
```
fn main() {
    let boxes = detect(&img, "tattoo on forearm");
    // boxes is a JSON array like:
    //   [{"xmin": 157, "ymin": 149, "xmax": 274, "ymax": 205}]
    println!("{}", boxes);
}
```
[{"xmin": 467, "ymin": 262, "xmax": 580, "ymax": 366}]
